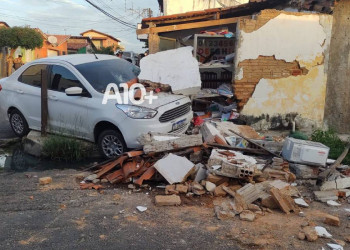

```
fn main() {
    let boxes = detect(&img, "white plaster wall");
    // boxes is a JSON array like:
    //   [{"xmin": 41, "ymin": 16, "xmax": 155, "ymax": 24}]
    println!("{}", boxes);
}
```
[
  {"xmin": 164, "ymin": 0, "xmax": 249, "ymax": 15},
  {"xmin": 236, "ymin": 14, "xmax": 328, "ymax": 69},
  {"xmin": 235, "ymin": 12, "xmax": 333, "ymax": 122}
]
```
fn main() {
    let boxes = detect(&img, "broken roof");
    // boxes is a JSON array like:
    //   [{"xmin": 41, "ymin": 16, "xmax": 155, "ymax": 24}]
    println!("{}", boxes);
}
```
[
  {"xmin": 141, "ymin": 0, "xmax": 290, "ymax": 27},
  {"xmin": 142, "ymin": 0, "xmax": 335, "ymax": 28}
]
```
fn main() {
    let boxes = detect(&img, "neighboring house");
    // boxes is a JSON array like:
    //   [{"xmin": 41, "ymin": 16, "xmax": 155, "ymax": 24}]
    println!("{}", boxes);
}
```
[
  {"xmin": 67, "ymin": 36, "xmax": 95, "ymax": 54},
  {"xmin": 34, "ymin": 30, "xmax": 70, "ymax": 58},
  {"xmin": 0, "ymin": 21, "xmax": 10, "ymax": 78},
  {"xmin": 0, "ymin": 21, "xmax": 9, "ymax": 28},
  {"xmin": 80, "ymin": 29, "xmax": 121, "ymax": 51},
  {"xmin": 160, "ymin": 0, "xmax": 249, "ymax": 15},
  {"xmin": 137, "ymin": 0, "xmax": 350, "ymax": 133}
]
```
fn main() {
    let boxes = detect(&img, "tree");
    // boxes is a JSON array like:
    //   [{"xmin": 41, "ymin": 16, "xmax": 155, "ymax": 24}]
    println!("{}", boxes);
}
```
[
  {"xmin": 0, "ymin": 26, "xmax": 43, "ymax": 56},
  {"xmin": 93, "ymin": 46, "xmax": 115, "ymax": 55},
  {"xmin": 0, "ymin": 26, "xmax": 43, "ymax": 76}
]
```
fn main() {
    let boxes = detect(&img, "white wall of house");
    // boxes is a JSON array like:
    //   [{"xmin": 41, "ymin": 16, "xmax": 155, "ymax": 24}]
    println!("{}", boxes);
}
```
[
  {"xmin": 163, "ymin": 0, "xmax": 249, "ymax": 15},
  {"xmin": 235, "ymin": 10, "xmax": 333, "ymax": 124}
]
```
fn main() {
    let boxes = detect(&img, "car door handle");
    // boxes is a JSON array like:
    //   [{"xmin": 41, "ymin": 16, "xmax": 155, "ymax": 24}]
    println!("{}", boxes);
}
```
[
  {"xmin": 16, "ymin": 89, "xmax": 24, "ymax": 94},
  {"xmin": 49, "ymin": 95, "xmax": 58, "ymax": 101}
]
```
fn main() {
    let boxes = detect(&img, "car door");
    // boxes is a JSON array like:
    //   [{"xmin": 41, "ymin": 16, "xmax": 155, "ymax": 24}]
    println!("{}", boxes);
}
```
[
  {"xmin": 47, "ymin": 64, "xmax": 90, "ymax": 139},
  {"xmin": 16, "ymin": 64, "xmax": 48, "ymax": 130}
]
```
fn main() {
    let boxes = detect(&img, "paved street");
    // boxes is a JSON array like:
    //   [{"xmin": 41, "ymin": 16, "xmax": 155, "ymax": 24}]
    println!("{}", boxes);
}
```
[
  {"xmin": 0, "ymin": 169, "xmax": 240, "ymax": 250},
  {"xmin": 0, "ymin": 114, "xmax": 15, "ymax": 139}
]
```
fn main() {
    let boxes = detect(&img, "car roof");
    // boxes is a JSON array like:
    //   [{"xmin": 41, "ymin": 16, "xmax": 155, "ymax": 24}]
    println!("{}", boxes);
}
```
[{"xmin": 33, "ymin": 54, "xmax": 119, "ymax": 66}]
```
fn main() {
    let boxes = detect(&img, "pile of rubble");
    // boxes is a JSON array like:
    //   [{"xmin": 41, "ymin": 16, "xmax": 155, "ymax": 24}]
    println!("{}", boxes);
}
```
[{"xmin": 80, "ymin": 120, "xmax": 350, "ymax": 248}]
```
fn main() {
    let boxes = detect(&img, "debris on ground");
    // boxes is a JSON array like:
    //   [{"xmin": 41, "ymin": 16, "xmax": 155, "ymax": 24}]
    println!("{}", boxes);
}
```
[{"xmin": 78, "ymin": 118, "xmax": 350, "ymax": 249}]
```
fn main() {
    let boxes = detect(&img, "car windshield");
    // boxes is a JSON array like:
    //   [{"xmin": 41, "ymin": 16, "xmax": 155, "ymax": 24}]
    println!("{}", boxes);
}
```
[{"xmin": 75, "ymin": 59, "xmax": 140, "ymax": 93}]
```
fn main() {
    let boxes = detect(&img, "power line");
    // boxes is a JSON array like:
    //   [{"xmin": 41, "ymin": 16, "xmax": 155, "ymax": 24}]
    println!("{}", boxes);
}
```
[{"xmin": 84, "ymin": 0, "xmax": 137, "ymax": 29}]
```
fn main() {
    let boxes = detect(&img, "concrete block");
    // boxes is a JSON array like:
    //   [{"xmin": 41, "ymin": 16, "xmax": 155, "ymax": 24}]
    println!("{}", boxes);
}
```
[
  {"xmin": 154, "ymin": 154, "xmax": 195, "ymax": 184},
  {"xmin": 155, "ymin": 195, "xmax": 181, "ymax": 206}
]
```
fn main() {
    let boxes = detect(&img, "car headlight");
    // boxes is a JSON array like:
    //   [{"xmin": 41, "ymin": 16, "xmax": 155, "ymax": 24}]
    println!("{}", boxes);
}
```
[{"xmin": 116, "ymin": 104, "xmax": 157, "ymax": 119}]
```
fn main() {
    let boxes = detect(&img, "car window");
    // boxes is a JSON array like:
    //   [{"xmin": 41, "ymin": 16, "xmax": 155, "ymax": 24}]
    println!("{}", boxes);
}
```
[
  {"xmin": 19, "ymin": 64, "xmax": 47, "ymax": 87},
  {"xmin": 50, "ymin": 65, "xmax": 83, "ymax": 92},
  {"xmin": 75, "ymin": 59, "xmax": 140, "ymax": 93}
]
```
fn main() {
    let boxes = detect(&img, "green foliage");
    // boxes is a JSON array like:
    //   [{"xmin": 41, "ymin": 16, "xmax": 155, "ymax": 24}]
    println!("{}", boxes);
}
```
[
  {"xmin": 0, "ymin": 26, "xmax": 43, "ymax": 50},
  {"xmin": 289, "ymin": 131, "xmax": 309, "ymax": 140},
  {"xmin": 311, "ymin": 129, "xmax": 350, "ymax": 164},
  {"xmin": 92, "ymin": 46, "xmax": 115, "ymax": 55},
  {"xmin": 43, "ymin": 135, "xmax": 90, "ymax": 162}
]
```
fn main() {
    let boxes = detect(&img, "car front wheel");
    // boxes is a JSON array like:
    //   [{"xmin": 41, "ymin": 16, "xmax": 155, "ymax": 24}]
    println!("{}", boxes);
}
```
[
  {"xmin": 9, "ymin": 109, "xmax": 29, "ymax": 137},
  {"xmin": 97, "ymin": 130, "xmax": 126, "ymax": 159}
]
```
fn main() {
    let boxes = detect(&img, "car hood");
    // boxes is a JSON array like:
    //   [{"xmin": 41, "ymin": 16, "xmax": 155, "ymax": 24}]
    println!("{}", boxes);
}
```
[
  {"xmin": 137, "ymin": 92, "xmax": 189, "ymax": 109},
  {"xmin": 100, "ymin": 91, "xmax": 190, "ymax": 109}
]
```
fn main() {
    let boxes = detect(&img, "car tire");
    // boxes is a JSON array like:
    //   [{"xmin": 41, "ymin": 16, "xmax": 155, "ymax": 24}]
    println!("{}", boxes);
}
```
[
  {"xmin": 9, "ymin": 109, "xmax": 29, "ymax": 137},
  {"xmin": 97, "ymin": 129, "xmax": 126, "ymax": 159}
]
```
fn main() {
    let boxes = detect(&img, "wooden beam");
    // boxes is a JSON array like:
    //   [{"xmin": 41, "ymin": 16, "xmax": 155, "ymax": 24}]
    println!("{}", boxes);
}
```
[
  {"xmin": 145, "ymin": 14, "xmax": 217, "ymax": 25},
  {"xmin": 137, "ymin": 16, "xmax": 249, "ymax": 35},
  {"xmin": 41, "ymin": 69, "xmax": 48, "ymax": 136}
]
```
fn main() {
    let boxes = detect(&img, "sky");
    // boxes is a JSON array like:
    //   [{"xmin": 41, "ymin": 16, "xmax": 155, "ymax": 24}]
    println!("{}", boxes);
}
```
[{"xmin": 0, "ymin": 0, "xmax": 160, "ymax": 53}]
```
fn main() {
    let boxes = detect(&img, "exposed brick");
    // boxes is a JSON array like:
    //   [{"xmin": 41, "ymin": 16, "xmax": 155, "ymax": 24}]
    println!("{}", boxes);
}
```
[{"xmin": 155, "ymin": 195, "xmax": 181, "ymax": 206}]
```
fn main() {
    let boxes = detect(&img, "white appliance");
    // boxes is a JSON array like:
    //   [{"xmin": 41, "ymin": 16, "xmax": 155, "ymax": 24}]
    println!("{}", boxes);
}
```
[{"xmin": 282, "ymin": 137, "xmax": 330, "ymax": 166}]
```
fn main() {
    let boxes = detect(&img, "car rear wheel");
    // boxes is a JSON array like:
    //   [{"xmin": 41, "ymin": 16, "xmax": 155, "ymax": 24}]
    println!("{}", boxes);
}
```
[
  {"xmin": 98, "ymin": 130, "xmax": 126, "ymax": 159},
  {"xmin": 9, "ymin": 109, "xmax": 29, "ymax": 137}
]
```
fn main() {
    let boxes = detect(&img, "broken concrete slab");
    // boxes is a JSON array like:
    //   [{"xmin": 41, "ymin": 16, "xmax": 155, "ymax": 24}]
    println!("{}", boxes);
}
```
[
  {"xmin": 294, "ymin": 198, "xmax": 309, "ymax": 208},
  {"xmin": 154, "ymin": 154, "xmax": 195, "ymax": 184},
  {"xmin": 201, "ymin": 122, "xmax": 226, "ymax": 144},
  {"xmin": 155, "ymin": 195, "xmax": 181, "ymax": 206},
  {"xmin": 315, "ymin": 226, "xmax": 332, "ymax": 238},
  {"xmin": 314, "ymin": 190, "xmax": 339, "ymax": 202},
  {"xmin": 143, "ymin": 134, "xmax": 203, "ymax": 154},
  {"xmin": 208, "ymin": 149, "xmax": 257, "ymax": 168},
  {"xmin": 139, "ymin": 46, "xmax": 201, "ymax": 93},
  {"xmin": 327, "ymin": 200, "xmax": 341, "ymax": 207},
  {"xmin": 289, "ymin": 163, "xmax": 319, "ymax": 179},
  {"xmin": 320, "ymin": 177, "xmax": 350, "ymax": 191},
  {"xmin": 327, "ymin": 243, "xmax": 344, "ymax": 250},
  {"xmin": 194, "ymin": 163, "xmax": 207, "ymax": 183}
]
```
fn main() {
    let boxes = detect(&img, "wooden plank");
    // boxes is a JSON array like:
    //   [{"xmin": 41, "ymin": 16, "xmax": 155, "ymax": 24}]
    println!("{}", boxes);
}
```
[
  {"xmin": 41, "ymin": 69, "xmax": 48, "ymax": 136},
  {"xmin": 137, "ymin": 16, "xmax": 249, "ymax": 35}
]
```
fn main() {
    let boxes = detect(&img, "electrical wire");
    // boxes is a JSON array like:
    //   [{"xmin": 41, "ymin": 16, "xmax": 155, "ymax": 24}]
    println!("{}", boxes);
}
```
[{"xmin": 84, "ymin": 0, "xmax": 137, "ymax": 29}]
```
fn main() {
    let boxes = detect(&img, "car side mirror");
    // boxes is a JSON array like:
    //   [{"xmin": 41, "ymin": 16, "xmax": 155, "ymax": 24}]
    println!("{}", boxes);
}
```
[{"xmin": 65, "ymin": 87, "xmax": 83, "ymax": 96}]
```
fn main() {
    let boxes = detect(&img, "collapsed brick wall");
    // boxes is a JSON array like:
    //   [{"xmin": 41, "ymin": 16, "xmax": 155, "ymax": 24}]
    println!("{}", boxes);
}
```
[{"xmin": 234, "ymin": 56, "xmax": 308, "ymax": 109}]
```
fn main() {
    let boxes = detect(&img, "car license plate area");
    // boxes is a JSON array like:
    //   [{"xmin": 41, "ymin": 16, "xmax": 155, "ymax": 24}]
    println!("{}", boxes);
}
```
[{"xmin": 172, "ymin": 119, "xmax": 186, "ymax": 131}]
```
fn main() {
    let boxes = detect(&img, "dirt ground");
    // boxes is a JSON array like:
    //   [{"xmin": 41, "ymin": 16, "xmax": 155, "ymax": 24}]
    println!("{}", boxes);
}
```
[{"xmin": 0, "ymin": 167, "xmax": 349, "ymax": 250}]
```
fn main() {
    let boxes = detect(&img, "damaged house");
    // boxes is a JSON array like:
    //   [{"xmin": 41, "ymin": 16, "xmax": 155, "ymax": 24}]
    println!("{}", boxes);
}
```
[{"xmin": 137, "ymin": 0, "xmax": 349, "ymax": 133}]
